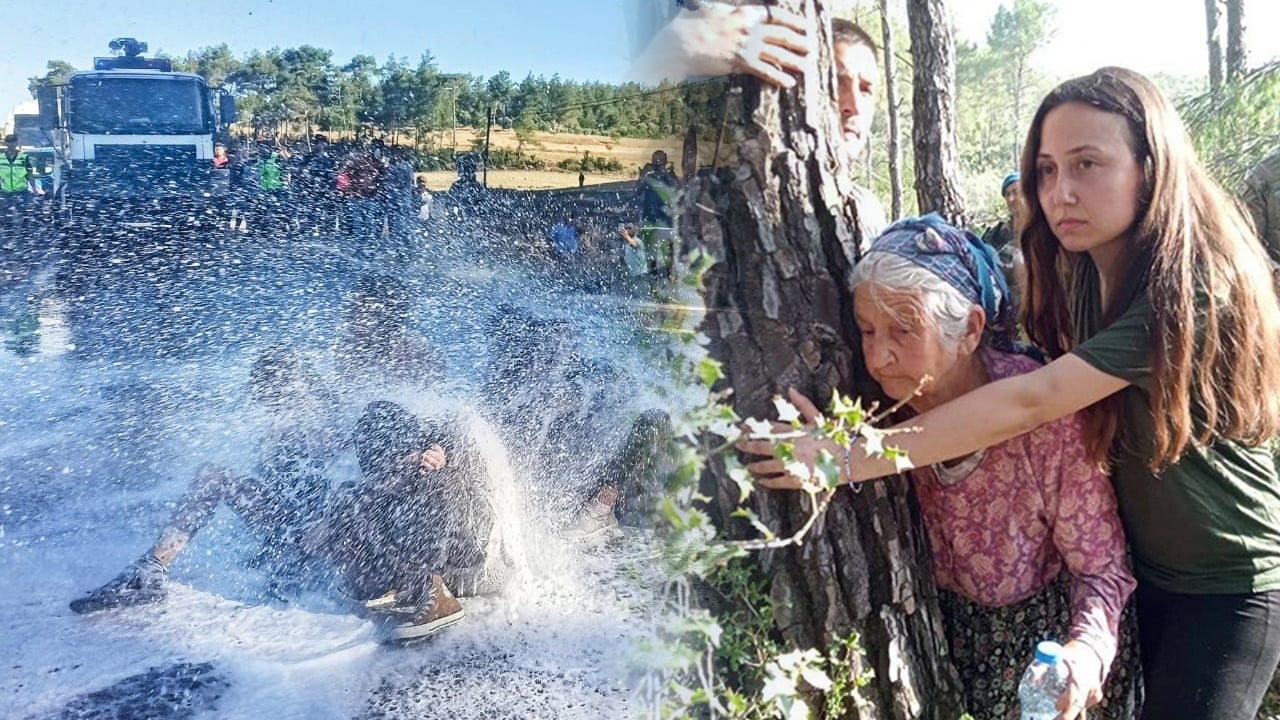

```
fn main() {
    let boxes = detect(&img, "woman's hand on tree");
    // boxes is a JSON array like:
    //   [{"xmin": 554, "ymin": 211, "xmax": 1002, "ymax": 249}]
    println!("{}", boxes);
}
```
[
  {"xmin": 1055, "ymin": 640, "xmax": 1105, "ymax": 719},
  {"xmin": 735, "ymin": 388, "xmax": 843, "ymax": 489}
]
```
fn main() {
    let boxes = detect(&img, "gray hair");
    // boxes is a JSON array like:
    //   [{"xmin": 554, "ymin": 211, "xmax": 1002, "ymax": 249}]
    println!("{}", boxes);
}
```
[{"xmin": 850, "ymin": 252, "xmax": 978, "ymax": 350}]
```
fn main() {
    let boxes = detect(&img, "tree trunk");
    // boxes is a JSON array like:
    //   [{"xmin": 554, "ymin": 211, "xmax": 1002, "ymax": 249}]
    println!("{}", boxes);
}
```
[
  {"xmin": 1206, "ymin": 0, "xmax": 1224, "ymax": 93},
  {"xmin": 683, "ymin": 0, "xmax": 963, "ymax": 716},
  {"xmin": 880, "ymin": 0, "xmax": 905, "ymax": 220},
  {"xmin": 906, "ymin": 0, "xmax": 967, "ymax": 226},
  {"xmin": 1012, "ymin": 58, "xmax": 1025, "ymax": 169},
  {"xmin": 1226, "ymin": 0, "xmax": 1246, "ymax": 82}
]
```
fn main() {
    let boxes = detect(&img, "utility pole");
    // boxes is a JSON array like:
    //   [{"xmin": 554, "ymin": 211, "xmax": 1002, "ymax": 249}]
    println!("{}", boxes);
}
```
[{"xmin": 484, "ymin": 104, "xmax": 493, "ymax": 188}]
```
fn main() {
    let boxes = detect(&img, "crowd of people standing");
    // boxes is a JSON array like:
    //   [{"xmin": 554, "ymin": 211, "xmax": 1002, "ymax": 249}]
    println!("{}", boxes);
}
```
[{"xmin": 220, "ymin": 133, "xmax": 426, "ymax": 240}]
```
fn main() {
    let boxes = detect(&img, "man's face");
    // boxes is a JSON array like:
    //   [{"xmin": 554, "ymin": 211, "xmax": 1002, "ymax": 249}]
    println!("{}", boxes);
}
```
[
  {"xmin": 651, "ymin": 151, "xmax": 666, "ymax": 168},
  {"xmin": 4, "ymin": 140, "xmax": 17, "ymax": 153},
  {"xmin": 1003, "ymin": 181, "xmax": 1026, "ymax": 220},
  {"xmin": 834, "ymin": 40, "xmax": 878, "ymax": 157}
]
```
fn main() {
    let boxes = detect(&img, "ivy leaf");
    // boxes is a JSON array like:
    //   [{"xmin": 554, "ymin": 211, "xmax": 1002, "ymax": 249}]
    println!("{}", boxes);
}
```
[
  {"xmin": 773, "ymin": 395, "xmax": 801, "ymax": 424},
  {"xmin": 696, "ymin": 356, "xmax": 725, "ymax": 387},
  {"xmin": 800, "ymin": 665, "xmax": 833, "ymax": 692},
  {"xmin": 743, "ymin": 418, "xmax": 775, "ymax": 439},
  {"xmin": 830, "ymin": 391, "xmax": 864, "ymax": 427},
  {"xmin": 815, "ymin": 448, "xmax": 842, "ymax": 490},
  {"xmin": 761, "ymin": 674, "xmax": 797, "ymax": 704},
  {"xmin": 884, "ymin": 445, "xmax": 915, "ymax": 472},
  {"xmin": 727, "ymin": 464, "xmax": 754, "ymax": 503},
  {"xmin": 785, "ymin": 698, "xmax": 812, "ymax": 720},
  {"xmin": 785, "ymin": 461, "xmax": 813, "ymax": 484},
  {"xmin": 860, "ymin": 425, "xmax": 886, "ymax": 457}
]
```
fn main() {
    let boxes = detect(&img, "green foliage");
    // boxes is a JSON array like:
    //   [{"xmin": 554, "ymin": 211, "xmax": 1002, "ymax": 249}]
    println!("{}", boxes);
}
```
[
  {"xmin": 641, "ymin": 246, "xmax": 911, "ymax": 718},
  {"xmin": 98, "ymin": 42, "xmax": 706, "ymax": 141},
  {"xmin": 557, "ymin": 151, "xmax": 624, "ymax": 173},
  {"xmin": 1179, "ymin": 61, "xmax": 1280, "ymax": 190},
  {"xmin": 953, "ymin": 0, "xmax": 1057, "ymax": 228},
  {"xmin": 27, "ymin": 60, "xmax": 75, "ymax": 98}
]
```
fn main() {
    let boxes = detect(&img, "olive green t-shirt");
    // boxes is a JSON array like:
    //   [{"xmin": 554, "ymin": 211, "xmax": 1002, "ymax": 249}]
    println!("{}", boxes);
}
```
[{"xmin": 1070, "ymin": 260, "xmax": 1280, "ymax": 594}]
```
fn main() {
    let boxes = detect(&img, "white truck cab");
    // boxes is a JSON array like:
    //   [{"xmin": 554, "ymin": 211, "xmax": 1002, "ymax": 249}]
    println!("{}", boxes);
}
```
[{"xmin": 37, "ymin": 38, "xmax": 237, "ymax": 228}]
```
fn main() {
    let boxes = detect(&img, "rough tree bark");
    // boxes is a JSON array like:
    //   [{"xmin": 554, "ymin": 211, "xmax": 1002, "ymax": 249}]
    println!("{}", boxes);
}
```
[
  {"xmin": 683, "ymin": 0, "xmax": 963, "ymax": 716},
  {"xmin": 1205, "ymin": 0, "xmax": 1224, "ymax": 93},
  {"xmin": 880, "ymin": 0, "xmax": 905, "ymax": 220},
  {"xmin": 1226, "ymin": 0, "xmax": 1247, "ymax": 82},
  {"xmin": 906, "ymin": 0, "xmax": 967, "ymax": 226}
]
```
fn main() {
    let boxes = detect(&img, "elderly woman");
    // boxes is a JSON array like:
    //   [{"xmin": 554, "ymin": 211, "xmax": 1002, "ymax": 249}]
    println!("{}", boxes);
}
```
[{"xmin": 746, "ymin": 216, "xmax": 1139, "ymax": 719}]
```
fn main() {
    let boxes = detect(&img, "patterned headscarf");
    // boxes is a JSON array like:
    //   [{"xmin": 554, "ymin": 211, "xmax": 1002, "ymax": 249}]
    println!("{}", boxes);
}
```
[{"xmin": 864, "ymin": 214, "xmax": 1033, "ymax": 357}]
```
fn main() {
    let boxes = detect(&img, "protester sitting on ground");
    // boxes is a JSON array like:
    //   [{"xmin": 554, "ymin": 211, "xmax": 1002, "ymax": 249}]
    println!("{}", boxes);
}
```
[
  {"xmin": 741, "ymin": 216, "xmax": 1140, "ymax": 717},
  {"xmin": 562, "ymin": 408, "xmax": 677, "ymax": 539},
  {"xmin": 70, "ymin": 347, "xmax": 344, "ymax": 614},
  {"xmin": 321, "ymin": 400, "xmax": 519, "ymax": 641},
  {"xmin": 749, "ymin": 67, "xmax": 1280, "ymax": 719},
  {"xmin": 334, "ymin": 273, "xmax": 444, "ymax": 388},
  {"xmin": 480, "ymin": 306, "xmax": 673, "ymax": 538},
  {"xmin": 980, "ymin": 171, "xmax": 1028, "ymax": 296}
]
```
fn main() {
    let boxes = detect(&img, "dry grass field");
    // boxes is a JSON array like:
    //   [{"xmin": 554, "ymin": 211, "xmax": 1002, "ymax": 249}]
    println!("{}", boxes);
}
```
[
  {"xmin": 321, "ymin": 126, "xmax": 685, "ymax": 191},
  {"xmin": 415, "ymin": 168, "xmax": 635, "ymax": 192}
]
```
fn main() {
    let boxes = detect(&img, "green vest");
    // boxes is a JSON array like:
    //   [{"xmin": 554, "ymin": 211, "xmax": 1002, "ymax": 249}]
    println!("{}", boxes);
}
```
[
  {"xmin": 0, "ymin": 151, "xmax": 28, "ymax": 194},
  {"xmin": 259, "ymin": 153, "xmax": 283, "ymax": 191}
]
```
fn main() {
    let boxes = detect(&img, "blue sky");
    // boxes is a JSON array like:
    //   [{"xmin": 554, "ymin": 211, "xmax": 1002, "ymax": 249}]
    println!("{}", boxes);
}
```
[{"xmin": 3, "ymin": 0, "xmax": 633, "ymax": 116}]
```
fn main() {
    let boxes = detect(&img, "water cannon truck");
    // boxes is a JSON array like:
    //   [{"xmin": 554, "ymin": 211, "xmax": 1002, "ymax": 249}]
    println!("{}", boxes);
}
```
[{"xmin": 36, "ymin": 37, "xmax": 238, "ymax": 230}]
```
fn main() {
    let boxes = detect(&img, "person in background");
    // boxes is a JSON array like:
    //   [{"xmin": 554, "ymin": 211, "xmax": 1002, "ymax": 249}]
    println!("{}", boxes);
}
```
[
  {"xmin": 254, "ymin": 136, "xmax": 290, "ymax": 233},
  {"xmin": 1239, "ymin": 146, "xmax": 1280, "ymax": 274},
  {"xmin": 300, "ymin": 134, "xmax": 337, "ymax": 235},
  {"xmin": 637, "ymin": 150, "xmax": 679, "ymax": 229},
  {"xmin": 0, "ymin": 134, "xmax": 34, "ymax": 229},
  {"xmin": 337, "ymin": 140, "xmax": 385, "ymax": 241},
  {"xmin": 385, "ymin": 147, "xmax": 418, "ymax": 247},
  {"xmin": 548, "ymin": 211, "xmax": 581, "ymax": 259},
  {"xmin": 981, "ymin": 172, "xmax": 1028, "ymax": 297},
  {"xmin": 212, "ymin": 142, "xmax": 229, "ymax": 169}
]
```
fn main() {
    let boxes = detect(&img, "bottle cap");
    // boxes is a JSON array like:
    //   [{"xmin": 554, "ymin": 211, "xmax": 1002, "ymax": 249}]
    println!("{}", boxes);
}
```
[{"xmin": 1034, "ymin": 640, "xmax": 1063, "ymax": 665}]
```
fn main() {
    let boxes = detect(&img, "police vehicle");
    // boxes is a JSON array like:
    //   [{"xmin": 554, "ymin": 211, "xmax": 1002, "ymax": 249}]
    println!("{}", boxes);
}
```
[{"xmin": 37, "ymin": 38, "xmax": 237, "ymax": 229}]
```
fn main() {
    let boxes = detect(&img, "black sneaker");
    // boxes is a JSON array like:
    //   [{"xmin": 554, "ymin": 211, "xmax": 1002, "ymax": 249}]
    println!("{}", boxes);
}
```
[{"xmin": 70, "ymin": 555, "xmax": 168, "ymax": 615}]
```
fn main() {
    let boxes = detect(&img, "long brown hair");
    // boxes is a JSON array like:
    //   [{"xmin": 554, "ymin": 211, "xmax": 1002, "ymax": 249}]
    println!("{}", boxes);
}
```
[{"xmin": 1019, "ymin": 66, "xmax": 1280, "ymax": 468}]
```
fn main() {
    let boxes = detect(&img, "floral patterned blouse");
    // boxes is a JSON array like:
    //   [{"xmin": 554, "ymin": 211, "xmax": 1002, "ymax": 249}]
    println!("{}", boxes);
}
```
[{"xmin": 911, "ymin": 348, "xmax": 1135, "ymax": 675}]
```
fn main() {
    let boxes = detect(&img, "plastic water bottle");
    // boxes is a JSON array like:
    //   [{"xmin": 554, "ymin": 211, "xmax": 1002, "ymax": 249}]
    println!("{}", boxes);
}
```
[{"xmin": 1018, "ymin": 640, "xmax": 1070, "ymax": 720}]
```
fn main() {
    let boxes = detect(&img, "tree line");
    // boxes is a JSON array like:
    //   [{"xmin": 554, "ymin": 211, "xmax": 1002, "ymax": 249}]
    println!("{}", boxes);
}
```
[{"xmin": 27, "ymin": 45, "xmax": 724, "ymax": 147}]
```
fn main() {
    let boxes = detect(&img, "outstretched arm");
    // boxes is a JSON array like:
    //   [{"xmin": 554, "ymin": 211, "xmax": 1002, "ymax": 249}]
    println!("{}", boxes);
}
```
[{"xmin": 742, "ymin": 353, "xmax": 1130, "ymax": 486}]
